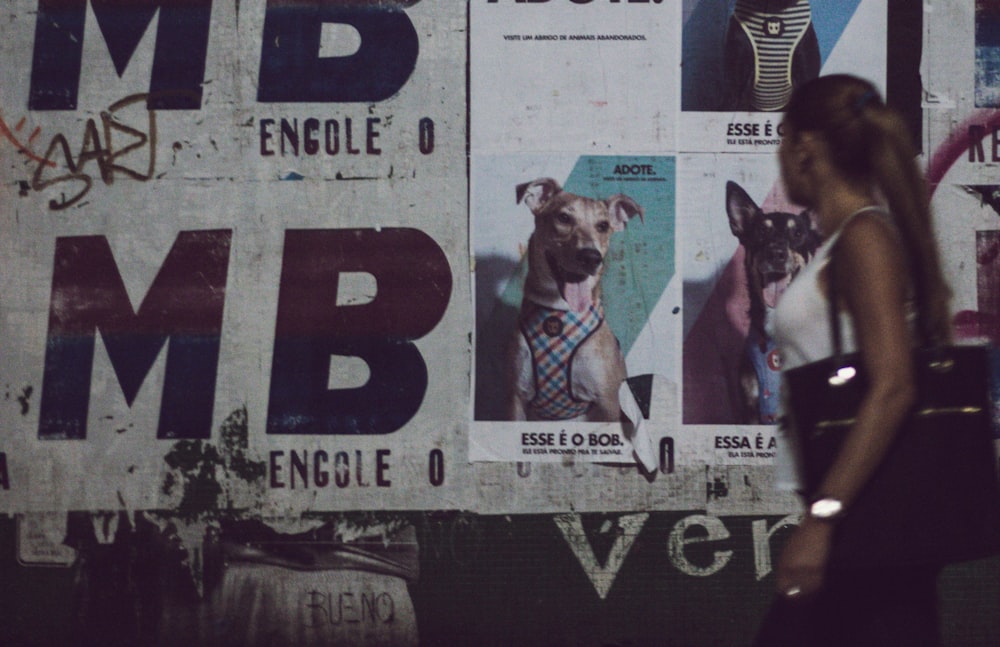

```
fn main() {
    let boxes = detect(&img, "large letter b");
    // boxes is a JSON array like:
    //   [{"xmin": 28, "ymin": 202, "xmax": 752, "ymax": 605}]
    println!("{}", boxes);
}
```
[
  {"xmin": 266, "ymin": 228, "xmax": 451, "ymax": 435},
  {"xmin": 257, "ymin": 2, "xmax": 419, "ymax": 103}
]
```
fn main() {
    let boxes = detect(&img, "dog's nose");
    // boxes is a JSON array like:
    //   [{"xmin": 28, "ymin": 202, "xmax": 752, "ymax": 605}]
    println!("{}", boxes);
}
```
[
  {"xmin": 576, "ymin": 248, "xmax": 603, "ymax": 272},
  {"xmin": 768, "ymin": 244, "xmax": 789, "ymax": 264}
]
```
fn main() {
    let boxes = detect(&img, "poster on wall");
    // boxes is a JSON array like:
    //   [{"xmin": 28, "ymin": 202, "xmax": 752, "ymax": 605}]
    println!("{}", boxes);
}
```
[
  {"xmin": 464, "ymin": 153, "xmax": 781, "ymax": 513},
  {"xmin": 679, "ymin": 0, "xmax": 888, "ymax": 152},
  {"xmin": 469, "ymin": 153, "xmax": 678, "ymax": 468},
  {"xmin": 468, "ymin": 0, "xmax": 682, "ymax": 467},
  {"xmin": 464, "ymin": 0, "xmax": 721, "ymax": 513},
  {"xmin": 469, "ymin": 0, "xmax": 679, "ymax": 154},
  {"xmin": 0, "ymin": 0, "xmax": 471, "ymax": 517},
  {"xmin": 678, "ymin": 152, "xmax": 812, "ymax": 441},
  {"xmin": 924, "ymin": 0, "xmax": 1000, "ymax": 432}
]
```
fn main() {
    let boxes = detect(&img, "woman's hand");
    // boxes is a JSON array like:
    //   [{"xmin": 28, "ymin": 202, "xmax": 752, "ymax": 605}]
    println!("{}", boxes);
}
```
[{"xmin": 775, "ymin": 518, "xmax": 834, "ymax": 599}]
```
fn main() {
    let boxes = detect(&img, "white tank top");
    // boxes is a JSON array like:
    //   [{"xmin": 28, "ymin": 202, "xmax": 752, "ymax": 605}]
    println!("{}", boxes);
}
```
[
  {"xmin": 770, "ymin": 209, "xmax": 883, "ymax": 370},
  {"xmin": 770, "ymin": 206, "xmax": 888, "ymax": 490}
]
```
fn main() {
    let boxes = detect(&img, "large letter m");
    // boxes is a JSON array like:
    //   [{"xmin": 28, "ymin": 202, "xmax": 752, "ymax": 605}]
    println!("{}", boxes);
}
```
[
  {"xmin": 38, "ymin": 231, "xmax": 231, "ymax": 440},
  {"xmin": 29, "ymin": 0, "xmax": 212, "ymax": 110}
]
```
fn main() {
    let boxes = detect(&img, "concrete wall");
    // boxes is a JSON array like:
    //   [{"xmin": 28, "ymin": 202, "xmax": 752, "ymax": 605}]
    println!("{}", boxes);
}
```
[{"xmin": 1, "ymin": 1, "xmax": 998, "ymax": 644}]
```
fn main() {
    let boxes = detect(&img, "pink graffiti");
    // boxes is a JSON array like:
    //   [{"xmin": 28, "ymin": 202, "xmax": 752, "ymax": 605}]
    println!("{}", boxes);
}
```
[
  {"xmin": 927, "ymin": 108, "xmax": 1000, "ymax": 343},
  {"xmin": 926, "ymin": 108, "xmax": 1000, "ymax": 195}
]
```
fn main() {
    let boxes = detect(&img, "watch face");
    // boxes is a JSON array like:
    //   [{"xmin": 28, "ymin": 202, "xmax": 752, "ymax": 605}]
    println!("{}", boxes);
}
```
[{"xmin": 811, "ymin": 498, "xmax": 844, "ymax": 520}]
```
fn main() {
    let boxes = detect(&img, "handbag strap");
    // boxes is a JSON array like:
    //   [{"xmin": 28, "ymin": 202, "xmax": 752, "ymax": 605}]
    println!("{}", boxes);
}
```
[
  {"xmin": 826, "ymin": 253, "xmax": 845, "ymax": 361},
  {"xmin": 826, "ymin": 234, "xmax": 850, "ymax": 365}
]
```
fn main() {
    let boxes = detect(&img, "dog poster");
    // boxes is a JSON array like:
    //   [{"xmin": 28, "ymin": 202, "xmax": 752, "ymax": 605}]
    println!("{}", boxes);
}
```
[
  {"xmin": 469, "ymin": 0, "xmax": 678, "ymax": 155},
  {"xmin": 469, "ymin": 153, "xmax": 678, "ymax": 466},
  {"xmin": 679, "ymin": 0, "xmax": 887, "ymax": 152},
  {"xmin": 680, "ymin": 152, "xmax": 818, "ymax": 431}
]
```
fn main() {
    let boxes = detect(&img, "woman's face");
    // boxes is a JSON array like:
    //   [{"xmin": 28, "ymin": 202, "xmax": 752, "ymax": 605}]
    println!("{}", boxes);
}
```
[{"xmin": 777, "ymin": 123, "xmax": 812, "ymax": 207}]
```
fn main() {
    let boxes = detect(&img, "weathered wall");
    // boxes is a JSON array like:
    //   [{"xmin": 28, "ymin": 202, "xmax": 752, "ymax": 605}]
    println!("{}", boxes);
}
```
[{"xmin": 1, "ymin": 1, "xmax": 999, "ymax": 645}]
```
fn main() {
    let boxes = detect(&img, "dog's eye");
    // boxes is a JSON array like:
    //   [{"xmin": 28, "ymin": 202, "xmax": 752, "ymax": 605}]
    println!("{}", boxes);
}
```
[
  {"xmin": 788, "ymin": 220, "xmax": 808, "ymax": 243},
  {"xmin": 596, "ymin": 221, "xmax": 611, "ymax": 234},
  {"xmin": 557, "ymin": 212, "xmax": 573, "ymax": 225}
]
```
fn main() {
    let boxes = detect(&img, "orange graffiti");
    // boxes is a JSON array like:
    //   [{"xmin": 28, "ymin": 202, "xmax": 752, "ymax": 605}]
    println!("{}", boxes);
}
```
[
  {"xmin": 29, "ymin": 93, "xmax": 157, "ymax": 210},
  {"xmin": 0, "ymin": 112, "xmax": 57, "ymax": 167}
]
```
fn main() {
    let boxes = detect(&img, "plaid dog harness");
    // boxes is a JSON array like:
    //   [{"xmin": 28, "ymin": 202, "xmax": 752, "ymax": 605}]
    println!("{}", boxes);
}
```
[{"xmin": 519, "ymin": 300, "xmax": 604, "ymax": 420}]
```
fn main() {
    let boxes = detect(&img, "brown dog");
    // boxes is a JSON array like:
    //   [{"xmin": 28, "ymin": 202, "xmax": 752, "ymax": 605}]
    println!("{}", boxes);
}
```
[{"xmin": 506, "ymin": 178, "xmax": 643, "ymax": 422}]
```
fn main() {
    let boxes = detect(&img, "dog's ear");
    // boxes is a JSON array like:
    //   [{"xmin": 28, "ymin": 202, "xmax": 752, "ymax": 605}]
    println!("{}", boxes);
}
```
[
  {"xmin": 605, "ymin": 195, "xmax": 644, "ymax": 231},
  {"xmin": 725, "ymin": 181, "xmax": 761, "ymax": 240},
  {"xmin": 516, "ymin": 178, "xmax": 561, "ymax": 213},
  {"xmin": 802, "ymin": 208, "xmax": 823, "ymax": 253}
]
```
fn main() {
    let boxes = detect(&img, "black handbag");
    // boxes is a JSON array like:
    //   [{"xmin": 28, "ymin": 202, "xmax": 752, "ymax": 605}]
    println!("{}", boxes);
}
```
[{"xmin": 782, "ymin": 241, "xmax": 1000, "ymax": 570}]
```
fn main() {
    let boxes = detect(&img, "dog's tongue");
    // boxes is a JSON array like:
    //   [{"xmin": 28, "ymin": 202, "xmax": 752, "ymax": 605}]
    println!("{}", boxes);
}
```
[
  {"xmin": 763, "ymin": 275, "xmax": 792, "ymax": 308},
  {"xmin": 562, "ymin": 281, "xmax": 593, "ymax": 312}
]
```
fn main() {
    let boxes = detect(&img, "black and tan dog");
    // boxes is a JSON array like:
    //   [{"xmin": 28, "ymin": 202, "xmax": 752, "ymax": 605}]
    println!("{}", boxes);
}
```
[
  {"xmin": 506, "ymin": 178, "xmax": 643, "ymax": 422},
  {"xmin": 726, "ymin": 180, "xmax": 820, "ymax": 423}
]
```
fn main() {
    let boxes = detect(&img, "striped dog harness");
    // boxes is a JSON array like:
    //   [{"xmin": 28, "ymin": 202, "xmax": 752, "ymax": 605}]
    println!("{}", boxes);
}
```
[
  {"xmin": 519, "ymin": 300, "xmax": 604, "ymax": 420},
  {"xmin": 733, "ymin": 0, "xmax": 814, "ymax": 111}
]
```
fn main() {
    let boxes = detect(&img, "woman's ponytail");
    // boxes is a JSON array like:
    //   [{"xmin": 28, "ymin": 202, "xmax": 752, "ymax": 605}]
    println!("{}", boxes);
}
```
[
  {"xmin": 784, "ymin": 74, "xmax": 953, "ymax": 344},
  {"xmin": 863, "ymin": 102, "xmax": 953, "ymax": 344}
]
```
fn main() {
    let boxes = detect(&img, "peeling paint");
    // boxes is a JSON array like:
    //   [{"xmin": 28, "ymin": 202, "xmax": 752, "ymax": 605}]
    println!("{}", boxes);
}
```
[{"xmin": 160, "ymin": 407, "xmax": 266, "ymax": 521}]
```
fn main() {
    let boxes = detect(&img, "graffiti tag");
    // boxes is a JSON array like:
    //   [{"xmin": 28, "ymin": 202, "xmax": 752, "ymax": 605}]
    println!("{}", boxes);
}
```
[{"xmin": 30, "ymin": 93, "xmax": 156, "ymax": 210}]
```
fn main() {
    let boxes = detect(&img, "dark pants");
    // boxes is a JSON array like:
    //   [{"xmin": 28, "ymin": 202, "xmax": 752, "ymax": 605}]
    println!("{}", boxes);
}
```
[{"xmin": 751, "ymin": 566, "xmax": 942, "ymax": 647}]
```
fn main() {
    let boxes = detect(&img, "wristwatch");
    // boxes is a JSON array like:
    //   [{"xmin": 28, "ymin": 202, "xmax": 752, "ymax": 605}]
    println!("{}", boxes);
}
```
[{"xmin": 808, "ymin": 496, "xmax": 846, "ymax": 522}]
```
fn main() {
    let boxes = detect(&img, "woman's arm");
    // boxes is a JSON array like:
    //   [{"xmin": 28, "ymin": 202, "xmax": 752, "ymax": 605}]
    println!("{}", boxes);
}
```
[
  {"xmin": 816, "ymin": 214, "xmax": 917, "ymax": 508},
  {"xmin": 776, "ymin": 213, "xmax": 917, "ymax": 595}
]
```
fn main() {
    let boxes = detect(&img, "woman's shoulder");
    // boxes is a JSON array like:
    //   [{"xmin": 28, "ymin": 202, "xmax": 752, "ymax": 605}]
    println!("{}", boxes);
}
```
[
  {"xmin": 834, "ymin": 208, "xmax": 910, "ymax": 293},
  {"xmin": 836, "ymin": 207, "xmax": 903, "ymax": 258}
]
